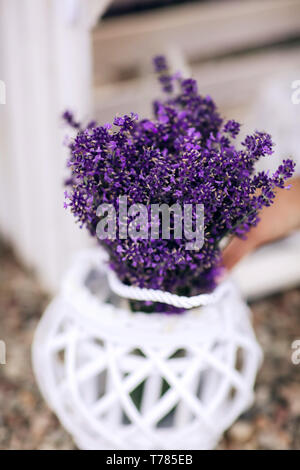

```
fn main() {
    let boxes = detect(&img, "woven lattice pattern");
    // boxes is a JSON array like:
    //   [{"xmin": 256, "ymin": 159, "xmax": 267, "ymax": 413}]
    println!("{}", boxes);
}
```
[{"xmin": 32, "ymin": 250, "xmax": 262, "ymax": 450}]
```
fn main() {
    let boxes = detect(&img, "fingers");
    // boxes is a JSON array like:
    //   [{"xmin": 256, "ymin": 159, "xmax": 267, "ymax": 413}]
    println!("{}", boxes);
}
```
[
  {"xmin": 222, "ymin": 236, "xmax": 257, "ymax": 271},
  {"xmin": 222, "ymin": 177, "xmax": 300, "ymax": 271}
]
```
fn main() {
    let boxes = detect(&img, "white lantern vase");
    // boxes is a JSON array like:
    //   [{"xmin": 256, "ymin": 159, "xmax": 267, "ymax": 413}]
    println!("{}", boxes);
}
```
[{"xmin": 32, "ymin": 249, "xmax": 262, "ymax": 450}]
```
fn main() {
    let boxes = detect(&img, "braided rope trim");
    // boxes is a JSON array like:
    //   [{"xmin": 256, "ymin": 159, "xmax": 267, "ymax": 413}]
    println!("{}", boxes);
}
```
[{"xmin": 107, "ymin": 268, "xmax": 231, "ymax": 310}]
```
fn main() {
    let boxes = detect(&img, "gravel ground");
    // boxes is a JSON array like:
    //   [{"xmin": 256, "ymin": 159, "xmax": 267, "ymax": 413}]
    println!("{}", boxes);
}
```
[{"xmin": 0, "ymin": 241, "xmax": 299, "ymax": 450}]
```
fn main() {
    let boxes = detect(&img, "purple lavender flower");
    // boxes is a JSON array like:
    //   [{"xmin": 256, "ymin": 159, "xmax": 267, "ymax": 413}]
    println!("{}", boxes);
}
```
[
  {"xmin": 62, "ymin": 110, "xmax": 80, "ymax": 129},
  {"xmin": 63, "ymin": 56, "xmax": 295, "ymax": 314},
  {"xmin": 153, "ymin": 56, "xmax": 168, "ymax": 73},
  {"xmin": 223, "ymin": 119, "xmax": 240, "ymax": 138}
]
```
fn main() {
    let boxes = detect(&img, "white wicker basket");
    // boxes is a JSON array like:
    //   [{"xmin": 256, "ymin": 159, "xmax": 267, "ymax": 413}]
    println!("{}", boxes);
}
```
[{"xmin": 32, "ymin": 249, "xmax": 262, "ymax": 450}]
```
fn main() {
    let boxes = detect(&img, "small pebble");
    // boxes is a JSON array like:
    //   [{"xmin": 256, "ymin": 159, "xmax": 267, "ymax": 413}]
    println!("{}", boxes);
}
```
[{"xmin": 228, "ymin": 421, "xmax": 254, "ymax": 443}]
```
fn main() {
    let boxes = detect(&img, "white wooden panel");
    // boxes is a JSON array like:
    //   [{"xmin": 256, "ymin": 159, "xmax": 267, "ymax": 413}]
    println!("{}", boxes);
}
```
[
  {"xmin": 0, "ymin": 0, "xmax": 33, "ymax": 259},
  {"xmin": 0, "ymin": 0, "xmax": 109, "ymax": 290},
  {"xmin": 92, "ymin": 0, "xmax": 300, "ymax": 86},
  {"xmin": 93, "ymin": 46, "xmax": 300, "ymax": 125}
]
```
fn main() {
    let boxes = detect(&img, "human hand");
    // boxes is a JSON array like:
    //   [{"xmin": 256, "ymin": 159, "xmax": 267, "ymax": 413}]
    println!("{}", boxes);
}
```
[{"xmin": 222, "ymin": 177, "xmax": 300, "ymax": 271}]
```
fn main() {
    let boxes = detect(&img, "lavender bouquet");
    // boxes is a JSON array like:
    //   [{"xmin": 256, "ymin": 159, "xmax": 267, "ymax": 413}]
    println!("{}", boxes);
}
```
[{"xmin": 64, "ymin": 56, "xmax": 294, "ymax": 314}]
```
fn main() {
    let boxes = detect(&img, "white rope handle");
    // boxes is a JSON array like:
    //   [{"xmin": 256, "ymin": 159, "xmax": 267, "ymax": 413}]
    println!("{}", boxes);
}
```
[{"xmin": 107, "ymin": 268, "xmax": 231, "ymax": 310}]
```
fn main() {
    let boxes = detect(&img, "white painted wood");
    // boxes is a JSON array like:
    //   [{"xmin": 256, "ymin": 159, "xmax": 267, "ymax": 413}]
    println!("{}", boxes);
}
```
[
  {"xmin": 0, "ymin": 0, "xmax": 110, "ymax": 290},
  {"xmin": 0, "ymin": 13, "xmax": 10, "ymax": 239},
  {"xmin": 93, "ymin": 46, "xmax": 300, "ymax": 122},
  {"xmin": 92, "ymin": 0, "xmax": 300, "ymax": 86},
  {"xmin": 59, "ymin": 0, "xmax": 111, "ymax": 28},
  {"xmin": 0, "ymin": 0, "xmax": 33, "ymax": 259}
]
